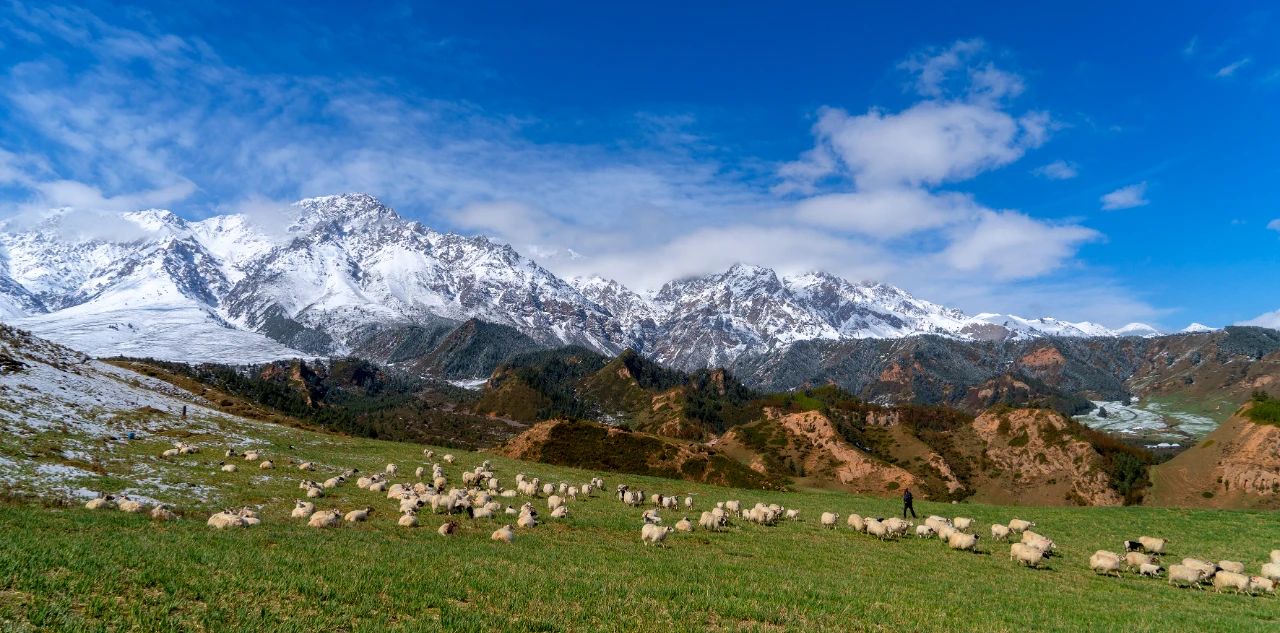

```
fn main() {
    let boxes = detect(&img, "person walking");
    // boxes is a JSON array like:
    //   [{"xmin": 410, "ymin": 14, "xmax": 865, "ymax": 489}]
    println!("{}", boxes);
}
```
[{"xmin": 902, "ymin": 487, "xmax": 916, "ymax": 519}]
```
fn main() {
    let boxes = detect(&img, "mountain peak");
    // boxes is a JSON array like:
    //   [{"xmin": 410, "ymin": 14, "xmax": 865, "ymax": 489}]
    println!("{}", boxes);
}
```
[{"xmin": 294, "ymin": 193, "xmax": 400, "ymax": 229}]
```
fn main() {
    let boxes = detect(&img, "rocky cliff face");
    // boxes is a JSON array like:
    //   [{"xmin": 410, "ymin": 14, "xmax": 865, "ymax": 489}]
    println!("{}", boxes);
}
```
[{"xmin": 1148, "ymin": 407, "xmax": 1280, "ymax": 509}]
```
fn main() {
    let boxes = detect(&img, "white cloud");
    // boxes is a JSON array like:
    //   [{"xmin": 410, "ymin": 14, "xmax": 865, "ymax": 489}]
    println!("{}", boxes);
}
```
[
  {"xmin": 1183, "ymin": 36, "xmax": 1199, "ymax": 57},
  {"xmin": 793, "ymin": 188, "xmax": 979, "ymax": 237},
  {"xmin": 1101, "ymin": 182, "xmax": 1149, "ymax": 210},
  {"xmin": 1240, "ymin": 309, "xmax": 1280, "ymax": 329},
  {"xmin": 1267, "ymin": 218, "xmax": 1280, "ymax": 232},
  {"xmin": 939, "ymin": 210, "xmax": 1100, "ymax": 280},
  {"xmin": 1033, "ymin": 160, "xmax": 1079, "ymax": 180},
  {"xmin": 1216, "ymin": 57, "xmax": 1252, "ymax": 77}
]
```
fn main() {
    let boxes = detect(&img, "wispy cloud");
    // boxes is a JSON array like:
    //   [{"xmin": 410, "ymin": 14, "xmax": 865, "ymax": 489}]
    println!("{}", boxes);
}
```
[
  {"xmin": 1101, "ymin": 182, "xmax": 1150, "ymax": 210},
  {"xmin": 1033, "ymin": 160, "xmax": 1079, "ymax": 180},
  {"xmin": 1267, "ymin": 218, "xmax": 1280, "ymax": 232},
  {"xmin": 1216, "ymin": 57, "xmax": 1252, "ymax": 77},
  {"xmin": 1183, "ymin": 36, "xmax": 1199, "ymax": 57}
]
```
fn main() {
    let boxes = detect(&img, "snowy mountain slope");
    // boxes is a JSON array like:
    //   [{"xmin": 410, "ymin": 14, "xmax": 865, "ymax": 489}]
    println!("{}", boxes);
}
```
[{"xmin": 1, "ymin": 192, "xmax": 1165, "ymax": 369}]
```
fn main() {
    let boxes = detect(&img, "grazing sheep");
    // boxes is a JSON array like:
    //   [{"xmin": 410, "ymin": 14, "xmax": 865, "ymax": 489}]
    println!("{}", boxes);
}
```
[
  {"xmin": 1007, "ymin": 518, "xmax": 1035, "ymax": 533},
  {"xmin": 725, "ymin": 500, "xmax": 741, "ymax": 516},
  {"xmin": 675, "ymin": 517, "xmax": 693, "ymax": 532},
  {"xmin": 236, "ymin": 508, "xmax": 261, "ymax": 526},
  {"xmin": 547, "ymin": 495, "xmax": 565, "ymax": 510},
  {"xmin": 1137, "ymin": 536, "xmax": 1168, "ymax": 555},
  {"xmin": 323, "ymin": 476, "xmax": 344, "ymax": 489},
  {"xmin": 1213, "ymin": 571, "xmax": 1250, "ymax": 593},
  {"xmin": 990, "ymin": 524, "xmax": 1011, "ymax": 542},
  {"xmin": 443, "ymin": 454, "xmax": 456, "ymax": 464},
  {"xmin": 684, "ymin": 496, "xmax": 694, "ymax": 509},
  {"xmin": 399, "ymin": 511, "xmax": 419, "ymax": 528},
  {"xmin": 698, "ymin": 511, "xmax": 723, "ymax": 532},
  {"xmin": 642, "ymin": 509, "xmax": 662, "ymax": 524},
  {"xmin": 385, "ymin": 463, "xmax": 398, "ymax": 475},
  {"xmin": 225, "ymin": 449, "xmax": 238, "ymax": 458},
  {"xmin": 243, "ymin": 451, "xmax": 260, "ymax": 462},
  {"xmin": 298, "ymin": 461, "xmax": 315, "ymax": 471},
  {"xmin": 785, "ymin": 509, "xmax": 800, "ymax": 521},
  {"xmin": 1010, "ymin": 543, "xmax": 1044, "ymax": 568},
  {"xmin": 1249, "ymin": 576, "xmax": 1276, "ymax": 594},
  {"xmin": 916, "ymin": 524, "xmax": 935, "ymax": 539},
  {"xmin": 259, "ymin": 460, "xmax": 274, "ymax": 470},
  {"xmin": 491, "ymin": 524, "xmax": 515, "ymax": 543},
  {"xmin": 1271, "ymin": 550, "xmax": 1280, "ymax": 565},
  {"xmin": 1124, "ymin": 552, "xmax": 1154, "ymax": 569},
  {"xmin": 207, "ymin": 510, "xmax": 246, "ymax": 529},
  {"xmin": 884, "ymin": 518, "xmax": 911, "ymax": 537},
  {"xmin": 847, "ymin": 513, "xmax": 865, "ymax": 532},
  {"xmin": 308, "ymin": 509, "xmax": 341, "ymax": 528},
  {"xmin": 924, "ymin": 515, "xmax": 951, "ymax": 533},
  {"xmin": 947, "ymin": 532, "xmax": 980, "ymax": 552},
  {"xmin": 414, "ymin": 466, "xmax": 425, "ymax": 478},
  {"xmin": 150, "ymin": 505, "xmax": 177, "ymax": 521},
  {"xmin": 1182, "ymin": 558, "xmax": 1218, "ymax": 579},
  {"xmin": 438, "ymin": 521, "xmax": 458, "ymax": 536},
  {"xmin": 1261, "ymin": 562, "xmax": 1280, "ymax": 581},
  {"xmin": 820, "ymin": 512, "xmax": 839, "ymax": 529},
  {"xmin": 220, "ymin": 463, "xmax": 238, "ymax": 473},
  {"xmin": 1139, "ymin": 563, "xmax": 1163, "ymax": 578},
  {"xmin": 953, "ymin": 517, "xmax": 974, "ymax": 532},
  {"xmin": 117, "ymin": 497, "xmax": 146, "ymax": 513},
  {"xmin": 1090, "ymin": 551, "xmax": 1122, "ymax": 577},
  {"xmin": 291, "ymin": 500, "xmax": 316, "ymax": 519},
  {"xmin": 865, "ymin": 519, "xmax": 890, "ymax": 541},
  {"xmin": 1123, "ymin": 540, "xmax": 1142, "ymax": 552},
  {"xmin": 550, "ymin": 506, "xmax": 568, "ymax": 519},
  {"xmin": 641, "ymin": 523, "xmax": 673, "ymax": 547},
  {"xmin": 305, "ymin": 486, "xmax": 324, "ymax": 499},
  {"xmin": 344, "ymin": 507, "xmax": 374, "ymax": 523},
  {"xmin": 161, "ymin": 448, "xmax": 180, "ymax": 458},
  {"xmin": 1168, "ymin": 564, "xmax": 1205, "ymax": 588},
  {"xmin": 423, "ymin": 449, "xmax": 434, "ymax": 458},
  {"xmin": 1218, "ymin": 560, "xmax": 1245, "ymax": 575},
  {"xmin": 517, "ymin": 513, "xmax": 538, "ymax": 528}
]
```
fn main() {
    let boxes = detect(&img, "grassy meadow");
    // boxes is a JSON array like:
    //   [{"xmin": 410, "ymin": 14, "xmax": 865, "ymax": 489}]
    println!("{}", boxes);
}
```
[{"xmin": 2, "ymin": 418, "xmax": 1279, "ymax": 633}]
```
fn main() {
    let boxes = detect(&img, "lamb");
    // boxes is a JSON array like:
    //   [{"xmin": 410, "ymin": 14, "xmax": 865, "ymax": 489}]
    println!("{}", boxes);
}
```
[
  {"xmin": 1139, "ymin": 563, "xmax": 1163, "ymax": 578},
  {"xmin": 398, "ymin": 510, "xmax": 419, "ymax": 527},
  {"xmin": 443, "ymin": 454, "xmax": 456, "ymax": 464},
  {"xmin": 178, "ymin": 444, "xmax": 199, "ymax": 455},
  {"xmin": 990, "ymin": 524, "xmax": 1011, "ymax": 542},
  {"xmin": 150, "ymin": 505, "xmax": 177, "ymax": 521},
  {"xmin": 517, "ymin": 513, "xmax": 538, "ymax": 528},
  {"xmin": 1010, "ymin": 543, "xmax": 1044, "ymax": 568},
  {"xmin": 550, "ymin": 506, "xmax": 568, "ymax": 519},
  {"xmin": 308, "ymin": 509, "xmax": 341, "ymax": 528},
  {"xmin": 1212, "ymin": 570, "xmax": 1250, "ymax": 593},
  {"xmin": 1007, "ymin": 518, "xmax": 1035, "ymax": 533},
  {"xmin": 675, "ymin": 517, "xmax": 693, "ymax": 532},
  {"xmin": 952, "ymin": 517, "xmax": 974, "ymax": 532},
  {"xmin": 236, "ymin": 507, "xmax": 261, "ymax": 526},
  {"xmin": 1261, "ymin": 562, "xmax": 1280, "ymax": 581},
  {"xmin": 207, "ymin": 510, "xmax": 246, "ymax": 529},
  {"xmin": 820, "ymin": 512, "xmax": 839, "ymax": 529},
  {"xmin": 947, "ymin": 532, "xmax": 980, "ymax": 552},
  {"xmin": 344, "ymin": 507, "xmax": 374, "ymax": 523},
  {"xmin": 161, "ymin": 448, "xmax": 180, "ymax": 458},
  {"xmin": 1218, "ymin": 560, "xmax": 1245, "ymax": 575},
  {"xmin": 1137, "ymin": 536, "xmax": 1168, "ymax": 555},
  {"xmin": 298, "ymin": 462, "xmax": 316, "ymax": 471},
  {"xmin": 423, "ymin": 449, "xmax": 434, "ymax": 458},
  {"xmin": 220, "ymin": 463, "xmax": 238, "ymax": 473},
  {"xmin": 1090, "ymin": 551, "xmax": 1122, "ymax": 577},
  {"xmin": 291, "ymin": 500, "xmax": 316, "ymax": 519},
  {"xmin": 1168, "ymin": 564, "xmax": 1205, "ymax": 588},
  {"xmin": 916, "ymin": 525, "xmax": 935, "ymax": 539},
  {"xmin": 847, "ymin": 513, "xmax": 865, "ymax": 532},
  {"xmin": 685, "ymin": 496, "xmax": 694, "ymax": 509},
  {"xmin": 415, "ymin": 466, "xmax": 425, "ymax": 478},
  {"xmin": 438, "ymin": 521, "xmax": 458, "ymax": 536},
  {"xmin": 259, "ymin": 460, "xmax": 274, "ymax": 470},
  {"xmin": 117, "ymin": 496, "xmax": 146, "ymax": 513},
  {"xmin": 641, "ymin": 523, "xmax": 673, "ymax": 547},
  {"xmin": 385, "ymin": 463, "xmax": 398, "ymax": 475},
  {"xmin": 491, "ymin": 524, "xmax": 515, "ymax": 543},
  {"xmin": 1249, "ymin": 576, "xmax": 1276, "ymax": 594},
  {"xmin": 785, "ymin": 509, "xmax": 800, "ymax": 521}
]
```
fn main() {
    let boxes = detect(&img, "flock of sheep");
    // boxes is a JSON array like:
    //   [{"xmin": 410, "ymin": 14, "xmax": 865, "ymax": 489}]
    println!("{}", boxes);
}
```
[{"xmin": 81, "ymin": 440, "xmax": 1280, "ymax": 598}]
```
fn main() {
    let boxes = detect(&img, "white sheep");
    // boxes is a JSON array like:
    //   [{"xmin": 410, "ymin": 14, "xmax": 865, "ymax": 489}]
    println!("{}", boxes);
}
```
[
  {"xmin": 291, "ymin": 500, "xmax": 316, "ymax": 519},
  {"xmin": 785, "ymin": 509, "xmax": 800, "ymax": 521},
  {"xmin": 725, "ymin": 500, "xmax": 741, "ymax": 516},
  {"xmin": 1124, "ymin": 552, "xmax": 1154, "ymax": 570},
  {"xmin": 1213, "ymin": 570, "xmax": 1249, "ymax": 593},
  {"xmin": 990, "ymin": 524, "xmax": 1010, "ymax": 542},
  {"xmin": 220, "ymin": 463, "xmax": 238, "ymax": 473},
  {"xmin": 952, "ymin": 517, "xmax": 974, "ymax": 532},
  {"xmin": 243, "ymin": 451, "xmax": 260, "ymax": 461},
  {"xmin": 1007, "ymin": 518, "xmax": 1035, "ymax": 533},
  {"xmin": 550, "ymin": 506, "xmax": 568, "ymax": 519},
  {"xmin": 399, "ymin": 511, "xmax": 419, "ymax": 528},
  {"xmin": 207, "ymin": 510, "xmax": 246, "ymax": 529},
  {"xmin": 1250, "ymin": 576, "xmax": 1276, "ymax": 594},
  {"xmin": 150, "ymin": 505, "xmax": 177, "ymax": 521},
  {"xmin": 161, "ymin": 448, "xmax": 180, "ymax": 458},
  {"xmin": 698, "ymin": 511, "xmax": 722, "ymax": 532},
  {"xmin": 1090, "ymin": 551, "xmax": 1122, "ymax": 577},
  {"xmin": 1137, "ymin": 536, "xmax": 1168, "ymax": 555},
  {"xmin": 847, "ymin": 513, "xmax": 865, "ymax": 532},
  {"xmin": 308, "ymin": 509, "xmax": 341, "ymax": 528},
  {"xmin": 865, "ymin": 519, "xmax": 890, "ymax": 540},
  {"xmin": 423, "ymin": 449, "xmax": 434, "ymax": 458},
  {"xmin": 675, "ymin": 517, "xmax": 693, "ymax": 532},
  {"xmin": 385, "ymin": 463, "xmax": 398, "ymax": 475},
  {"xmin": 1271, "ymin": 550, "xmax": 1280, "ymax": 565},
  {"xmin": 117, "ymin": 497, "xmax": 146, "ymax": 514},
  {"xmin": 1167, "ymin": 564, "xmax": 1204, "ymax": 588},
  {"xmin": 298, "ymin": 461, "xmax": 316, "ymax": 471},
  {"xmin": 1261, "ymin": 562, "xmax": 1280, "ymax": 581},
  {"xmin": 259, "ymin": 460, "xmax": 274, "ymax": 470},
  {"xmin": 916, "ymin": 525, "xmax": 935, "ymax": 539},
  {"xmin": 491, "ymin": 524, "xmax": 515, "ymax": 543},
  {"xmin": 1139, "ymin": 563, "xmax": 1163, "ymax": 578},
  {"xmin": 1010, "ymin": 543, "xmax": 1043, "ymax": 568},
  {"xmin": 438, "ymin": 521, "xmax": 458, "ymax": 536},
  {"xmin": 820, "ymin": 512, "xmax": 839, "ymax": 529},
  {"xmin": 1218, "ymin": 560, "xmax": 1245, "ymax": 575},
  {"xmin": 443, "ymin": 454, "xmax": 456, "ymax": 464},
  {"xmin": 641, "ymin": 523, "xmax": 673, "ymax": 547},
  {"xmin": 684, "ymin": 496, "xmax": 693, "ymax": 509},
  {"xmin": 947, "ymin": 531, "xmax": 979, "ymax": 552},
  {"xmin": 547, "ymin": 495, "xmax": 565, "ymax": 510},
  {"xmin": 517, "ymin": 513, "xmax": 538, "ymax": 528}
]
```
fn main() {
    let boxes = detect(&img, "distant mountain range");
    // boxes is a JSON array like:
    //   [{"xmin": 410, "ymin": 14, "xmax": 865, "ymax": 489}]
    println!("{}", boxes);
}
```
[{"xmin": 0, "ymin": 192, "xmax": 1220, "ymax": 375}]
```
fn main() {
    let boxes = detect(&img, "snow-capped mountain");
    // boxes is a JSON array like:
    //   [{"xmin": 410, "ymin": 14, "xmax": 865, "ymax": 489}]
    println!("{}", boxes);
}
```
[{"xmin": 0, "ymin": 193, "xmax": 1164, "ymax": 368}]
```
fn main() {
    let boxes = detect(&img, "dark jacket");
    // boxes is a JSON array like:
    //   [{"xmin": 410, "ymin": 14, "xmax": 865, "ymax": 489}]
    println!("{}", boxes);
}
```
[{"xmin": 902, "ymin": 490, "xmax": 913, "ymax": 503}]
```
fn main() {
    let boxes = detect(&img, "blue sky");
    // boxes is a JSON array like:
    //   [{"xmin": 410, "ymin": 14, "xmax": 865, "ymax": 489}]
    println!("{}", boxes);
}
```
[{"xmin": 0, "ymin": 1, "xmax": 1278, "ymax": 329}]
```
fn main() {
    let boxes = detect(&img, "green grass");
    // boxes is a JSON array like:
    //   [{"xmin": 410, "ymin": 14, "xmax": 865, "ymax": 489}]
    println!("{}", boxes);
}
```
[
  {"xmin": 3, "ymin": 419, "xmax": 1280, "ymax": 632},
  {"xmin": 1245, "ymin": 399, "xmax": 1280, "ymax": 426}
]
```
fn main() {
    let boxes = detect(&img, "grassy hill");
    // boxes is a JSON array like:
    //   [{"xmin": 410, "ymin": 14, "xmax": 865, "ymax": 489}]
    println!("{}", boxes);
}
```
[{"xmin": 2, "ymin": 324, "xmax": 1279, "ymax": 631}]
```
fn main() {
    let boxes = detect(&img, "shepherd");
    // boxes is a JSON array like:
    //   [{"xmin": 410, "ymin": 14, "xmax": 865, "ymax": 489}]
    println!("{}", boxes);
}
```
[{"xmin": 902, "ymin": 487, "xmax": 916, "ymax": 519}]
